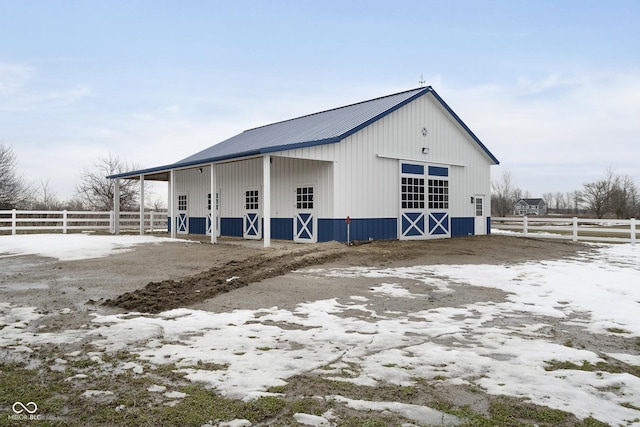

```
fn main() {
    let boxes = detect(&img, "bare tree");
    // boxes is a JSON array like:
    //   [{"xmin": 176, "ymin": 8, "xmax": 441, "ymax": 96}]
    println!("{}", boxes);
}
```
[
  {"xmin": 0, "ymin": 143, "xmax": 32, "ymax": 209},
  {"xmin": 491, "ymin": 170, "xmax": 521, "ymax": 216},
  {"xmin": 75, "ymin": 154, "xmax": 140, "ymax": 211},
  {"xmin": 609, "ymin": 174, "xmax": 638, "ymax": 219},
  {"xmin": 31, "ymin": 178, "xmax": 63, "ymax": 210}
]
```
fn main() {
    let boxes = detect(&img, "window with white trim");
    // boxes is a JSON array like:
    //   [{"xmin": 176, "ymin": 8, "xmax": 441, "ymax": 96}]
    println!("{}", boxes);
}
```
[
  {"xmin": 428, "ymin": 179, "xmax": 448, "ymax": 209},
  {"xmin": 296, "ymin": 187, "xmax": 314, "ymax": 209},
  {"xmin": 401, "ymin": 177, "xmax": 425, "ymax": 209},
  {"xmin": 245, "ymin": 190, "xmax": 259, "ymax": 210},
  {"xmin": 207, "ymin": 193, "xmax": 211, "ymax": 211},
  {"xmin": 178, "ymin": 194, "xmax": 187, "ymax": 211}
]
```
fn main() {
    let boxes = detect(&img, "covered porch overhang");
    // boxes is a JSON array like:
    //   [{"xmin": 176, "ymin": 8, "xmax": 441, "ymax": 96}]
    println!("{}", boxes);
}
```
[{"xmin": 108, "ymin": 153, "xmax": 300, "ymax": 248}]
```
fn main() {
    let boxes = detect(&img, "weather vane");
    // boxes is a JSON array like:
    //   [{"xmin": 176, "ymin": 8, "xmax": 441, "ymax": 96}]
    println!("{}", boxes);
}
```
[{"xmin": 418, "ymin": 74, "xmax": 425, "ymax": 88}]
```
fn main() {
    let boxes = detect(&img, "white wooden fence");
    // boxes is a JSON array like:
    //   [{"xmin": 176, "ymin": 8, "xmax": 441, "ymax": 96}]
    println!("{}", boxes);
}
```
[
  {"xmin": 492, "ymin": 216, "xmax": 637, "ymax": 245},
  {"xmin": 0, "ymin": 210, "xmax": 168, "ymax": 235}
]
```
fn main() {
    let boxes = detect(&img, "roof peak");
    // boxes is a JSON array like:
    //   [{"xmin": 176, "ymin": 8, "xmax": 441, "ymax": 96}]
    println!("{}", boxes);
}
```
[{"xmin": 245, "ymin": 86, "xmax": 431, "ymax": 132}]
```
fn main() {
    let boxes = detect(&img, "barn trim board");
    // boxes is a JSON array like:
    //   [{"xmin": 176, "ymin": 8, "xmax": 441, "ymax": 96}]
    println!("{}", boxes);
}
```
[{"xmin": 108, "ymin": 86, "xmax": 499, "ymax": 246}]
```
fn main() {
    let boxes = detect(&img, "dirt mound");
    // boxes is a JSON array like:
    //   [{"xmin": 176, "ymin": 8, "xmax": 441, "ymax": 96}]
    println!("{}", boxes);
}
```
[
  {"xmin": 102, "ymin": 235, "xmax": 586, "ymax": 314},
  {"xmin": 103, "ymin": 244, "xmax": 348, "ymax": 313}
]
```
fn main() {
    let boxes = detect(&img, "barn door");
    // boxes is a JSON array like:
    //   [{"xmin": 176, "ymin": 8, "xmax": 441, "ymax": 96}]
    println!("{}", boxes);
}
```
[
  {"xmin": 426, "ymin": 166, "xmax": 450, "ymax": 238},
  {"xmin": 400, "ymin": 164, "xmax": 426, "ymax": 239},
  {"xmin": 474, "ymin": 195, "xmax": 486, "ymax": 234},
  {"xmin": 177, "ymin": 192, "xmax": 188, "ymax": 234},
  {"xmin": 294, "ymin": 185, "xmax": 316, "ymax": 243},
  {"xmin": 243, "ymin": 188, "xmax": 261, "ymax": 239}
]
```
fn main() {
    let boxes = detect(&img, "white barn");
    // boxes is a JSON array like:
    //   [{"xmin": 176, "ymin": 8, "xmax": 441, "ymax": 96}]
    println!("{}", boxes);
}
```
[{"xmin": 109, "ymin": 86, "xmax": 499, "ymax": 247}]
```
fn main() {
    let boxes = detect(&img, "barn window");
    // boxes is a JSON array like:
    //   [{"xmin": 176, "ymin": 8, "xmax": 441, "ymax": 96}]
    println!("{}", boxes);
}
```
[
  {"xmin": 178, "ymin": 194, "xmax": 187, "ymax": 211},
  {"xmin": 401, "ymin": 177, "xmax": 425, "ymax": 209},
  {"xmin": 428, "ymin": 179, "xmax": 448, "ymax": 209},
  {"xmin": 245, "ymin": 190, "xmax": 259, "ymax": 210},
  {"xmin": 207, "ymin": 193, "xmax": 211, "ymax": 211},
  {"xmin": 296, "ymin": 187, "xmax": 314, "ymax": 209}
]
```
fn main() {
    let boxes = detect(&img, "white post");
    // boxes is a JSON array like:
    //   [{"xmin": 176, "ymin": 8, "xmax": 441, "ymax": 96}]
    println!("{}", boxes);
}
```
[
  {"xmin": 170, "ymin": 169, "xmax": 176, "ymax": 239},
  {"xmin": 210, "ymin": 163, "xmax": 217, "ymax": 244},
  {"xmin": 109, "ymin": 210, "xmax": 114, "ymax": 233},
  {"xmin": 523, "ymin": 216, "xmax": 528, "ymax": 236},
  {"xmin": 113, "ymin": 179, "xmax": 121, "ymax": 235},
  {"xmin": 631, "ymin": 218, "xmax": 636, "ymax": 247},
  {"xmin": 150, "ymin": 210, "xmax": 155, "ymax": 233},
  {"xmin": 573, "ymin": 217, "xmax": 578, "ymax": 242},
  {"xmin": 263, "ymin": 155, "xmax": 271, "ymax": 248},
  {"xmin": 139, "ymin": 174, "xmax": 145, "ymax": 235},
  {"xmin": 63, "ymin": 210, "xmax": 68, "ymax": 234},
  {"xmin": 11, "ymin": 209, "xmax": 16, "ymax": 235}
]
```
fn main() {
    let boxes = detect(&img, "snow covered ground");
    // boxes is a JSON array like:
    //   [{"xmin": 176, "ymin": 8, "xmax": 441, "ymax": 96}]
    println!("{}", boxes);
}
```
[{"xmin": 1, "ymin": 235, "xmax": 639, "ymax": 425}]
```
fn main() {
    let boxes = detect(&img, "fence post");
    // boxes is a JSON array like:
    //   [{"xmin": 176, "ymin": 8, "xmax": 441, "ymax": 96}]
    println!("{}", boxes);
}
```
[
  {"xmin": 150, "ymin": 211, "xmax": 155, "ymax": 233},
  {"xmin": 63, "ymin": 210, "xmax": 68, "ymax": 234},
  {"xmin": 523, "ymin": 216, "xmax": 528, "ymax": 236},
  {"xmin": 109, "ymin": 210, "xmax": 114, "ymax": 234},
  {"xmin": 11, "ymin": 209, "xmax": 16, "ymax": 235},
  {"xmin": 573, "ymin": 217, "xmax": 578, "ymax": 242},
  {"xmin": 631, "ymin": 218, "xmax": 636, "ymax": 247}
]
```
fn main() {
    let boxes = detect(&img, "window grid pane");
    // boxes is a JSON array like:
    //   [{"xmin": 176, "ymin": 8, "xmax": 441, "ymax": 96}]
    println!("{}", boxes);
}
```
[
  {"xmin": 428, "ymin": 179, "xmax": 449, "ymax": 209},
  {"xmin": 296, "ymin": 187, "xmax": 314, "ymax": 209},
  {"xmin": 401, "ymin": 177, "xmax": 425, "ymax": 209},
  {"xmin": 245, "ymin": 190, "xmax": 259, "ymax": 210},
  {"xmin": 178, "ymin": 194, "xmax": 187, "ymax": 211}
]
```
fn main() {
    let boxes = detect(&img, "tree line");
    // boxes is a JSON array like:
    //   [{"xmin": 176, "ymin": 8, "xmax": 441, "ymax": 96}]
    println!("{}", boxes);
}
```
[
  {"xmin": 491, "ymin": 168, "xmax": 640, "ymax": 219},
  {"xmin": 0, "ymin": 143, "xmax": 161, "ymax": 212}
]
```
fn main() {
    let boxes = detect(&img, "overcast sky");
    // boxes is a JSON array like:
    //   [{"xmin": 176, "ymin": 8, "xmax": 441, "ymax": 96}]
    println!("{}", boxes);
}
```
[{"xmin": 1, "ymin": 0, "xmax": 639, "ymax": 202}]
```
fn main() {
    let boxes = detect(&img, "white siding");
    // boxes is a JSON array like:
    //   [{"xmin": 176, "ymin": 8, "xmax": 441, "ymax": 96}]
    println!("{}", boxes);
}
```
[
  {"xmin": 276, "ymin": 92, "xmax": 493, "ymax": 220},
  {"xmin": 173, "ymin": 157, "xmax": 333, "ymax": 220}
]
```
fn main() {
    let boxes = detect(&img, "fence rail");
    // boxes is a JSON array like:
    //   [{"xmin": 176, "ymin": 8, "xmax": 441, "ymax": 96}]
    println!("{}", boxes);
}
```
[
  {"xmin": 0, "ymin": 210, "xmax": 168, "ymax": 235},
  {"xmin": 492, "ymin": 216, "xmax": 637, "ymax": 245}
]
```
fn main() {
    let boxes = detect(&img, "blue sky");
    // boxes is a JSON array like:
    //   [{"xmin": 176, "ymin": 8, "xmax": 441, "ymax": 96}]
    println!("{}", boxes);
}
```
[{"xmin": 1, "ymin": 0, "xmax": 639, "ymax": 202}]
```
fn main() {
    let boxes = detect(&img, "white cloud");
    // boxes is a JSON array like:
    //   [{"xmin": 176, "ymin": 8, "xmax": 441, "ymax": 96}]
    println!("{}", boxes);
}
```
[
  {"xmin": 437, "ymin": 72, "xmax": 640, "ymax": 194},
  {"xmin": 0, "ymin": 62, "xmax": 90, "ymax": 112}
]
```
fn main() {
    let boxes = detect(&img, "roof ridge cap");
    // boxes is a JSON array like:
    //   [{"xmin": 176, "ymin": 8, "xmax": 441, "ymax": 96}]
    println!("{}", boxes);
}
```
[{"xmin": 244, "ymin": 86, "xmax": 431, "ymax": 132}]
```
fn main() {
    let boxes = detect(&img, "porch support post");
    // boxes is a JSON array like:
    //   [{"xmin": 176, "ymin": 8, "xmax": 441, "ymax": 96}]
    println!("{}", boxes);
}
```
[
  {"xmin": 263, "ymin": 155, "xmax": 271, "ymax": 248},
  {"xmin": 113, "ymin": 179, "xmax": 120, "ymax": 235},
  {"xmin": 210, "ymin": 163, "xmax": 217, "ymax": 244},
  {"xmin": 170, "ymin": 169, "xmax": 176, "ymax": 239},
  {"xmin": 139, "ymin": 174, "xmax": 145, "ymax": 235}
]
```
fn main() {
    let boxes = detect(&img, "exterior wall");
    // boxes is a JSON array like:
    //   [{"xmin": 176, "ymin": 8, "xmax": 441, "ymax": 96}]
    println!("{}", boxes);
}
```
[
  {"xmin": 275, "ymin": 92, "xmax": 493, "ymax": 241},
  {"xmin": 171, "ymin": 157, "xmax": 333, "ymax": 239},
  {"xmin": 171, "ymin": 92, "xmax": 494, "ymax": 242}
]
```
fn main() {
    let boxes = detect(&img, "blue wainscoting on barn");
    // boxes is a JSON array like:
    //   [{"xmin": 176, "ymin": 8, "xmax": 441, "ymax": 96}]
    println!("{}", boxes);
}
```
[
  {"xmin": 221, "ymin": 218, "xmax": 243, "ymax": 237},
  {"xmin": 318, "ymin": 218, "xmax": 397, "ymax": 242},
  {"xmin": 189, "ymin": 217, "xmax": 207, "ymax": 235},
  {"xmin": 451, "ymin": 217, "xmax": 474, "ymax": 237}
]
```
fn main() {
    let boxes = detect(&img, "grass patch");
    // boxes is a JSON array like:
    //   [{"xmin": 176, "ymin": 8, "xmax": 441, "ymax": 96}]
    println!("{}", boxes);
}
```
[
  {"xmin": 606, "ymin": 327, "xmax": 630, "ymax": 334},
  {"xmin": 545, "ymin": 360, "xmax": 622, "ymax": 374},
  {"xmin": 546, "ymin": 359, "xmax": 640, "ymax": 378}
]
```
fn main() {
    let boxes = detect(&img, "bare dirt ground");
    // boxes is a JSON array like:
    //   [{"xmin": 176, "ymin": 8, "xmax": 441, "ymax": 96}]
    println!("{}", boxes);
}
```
[
  {"xmin": 2, "ymin": 234, "xmax": 583, "ymax": 319},
  {"xmin": 3, "ymin": 235, "xmax": 622, "ymax": 426}
]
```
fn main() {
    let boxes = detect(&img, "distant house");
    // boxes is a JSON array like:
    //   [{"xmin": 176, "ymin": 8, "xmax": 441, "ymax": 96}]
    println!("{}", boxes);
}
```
[{"xmin": 514, "ymin": 198, "xmax": 546, "ymax": 215}]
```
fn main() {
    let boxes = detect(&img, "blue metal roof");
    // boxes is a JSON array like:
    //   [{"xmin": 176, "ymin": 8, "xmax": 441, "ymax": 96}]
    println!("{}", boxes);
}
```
[{"xmin": 108, "ymin": 86, "xmax": 498, "ymax": 179}]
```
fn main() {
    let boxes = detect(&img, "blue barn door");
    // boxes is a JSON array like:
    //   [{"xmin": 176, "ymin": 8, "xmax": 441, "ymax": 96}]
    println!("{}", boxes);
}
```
[
  {"xmin": 426, "ymin": 167, "xmax": 450, "ymax": 238},
  {"xmin": 399, "ymin": 163, "xmax": 451, "ymax": 240},
  {"xmin": 243, "ymin": 188, "xmax": 261, "ymax": 239},
  {"xmin": 400, "ymin": 164, "xmax": 426, "ymax": 239},
  {"xmin": 177, "ymin": 193, "xmax": 188, "ymax": 234},
  {"xmin": 294, "ymin": 185, "xmax": 316, "ymax": 243}
]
